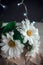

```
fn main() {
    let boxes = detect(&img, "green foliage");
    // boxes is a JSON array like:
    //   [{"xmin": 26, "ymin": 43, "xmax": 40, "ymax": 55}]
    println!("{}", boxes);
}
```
[
  {"xmin": 2, "ymin": 21, "xmax": 16, "ymax": 33},
  {"xmin": 0, "ymin": 21, "xmax": 33, "ymax": 50},
  {"xmin": 13, "ymin": 29, "xmax": 23, "ymax": 44},
  {"xmin": 25, "ymin": 41, "xmax": 33, "ymax": 51},
  {"xmin": 28, "ymin": 44, "xmax": 33, "ymax": 51},
  {"xmin": 2, "ymin": 21, "xmax": 24, "ymax": 44}
]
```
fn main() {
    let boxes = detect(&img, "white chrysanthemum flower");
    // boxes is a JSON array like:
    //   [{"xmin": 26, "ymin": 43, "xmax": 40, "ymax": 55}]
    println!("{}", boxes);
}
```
[
  {"xmin": 2, "ymin": 23, "xmax": 8, "ymax": 27},
  {"xmin": 1, "ymin": 31, "xmax": 24, "ymax": 59},
  {"xmin": 17, "ymin": 19, "xmax": 40, "ymax": 45},
  {"xmin": 25, "ymin": 41, "xmax": 40, "ymax": 58}
]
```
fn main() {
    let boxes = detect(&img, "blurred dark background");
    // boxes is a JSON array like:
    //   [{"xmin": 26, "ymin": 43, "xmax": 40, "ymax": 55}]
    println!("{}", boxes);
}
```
[{"xmin": 0, "ymin": 0, "xmax": 43, "ymax": 22}]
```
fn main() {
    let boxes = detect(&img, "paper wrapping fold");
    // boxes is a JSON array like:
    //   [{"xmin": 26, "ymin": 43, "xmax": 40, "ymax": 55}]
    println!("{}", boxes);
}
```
[{"xmin": 4, "ymin": 48, "xmax": 43, "ymax": 65}]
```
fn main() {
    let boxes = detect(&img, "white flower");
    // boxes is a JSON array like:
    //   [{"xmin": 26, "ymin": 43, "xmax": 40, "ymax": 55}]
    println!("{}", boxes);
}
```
[
  {"xmin": 17, "ymin": 19, "xmax": 40, "ymax": 45},
  {"xmin": 25, "ymin": 41, "xmax": 40, "ymax": 58},
  {"xmin": 1, "ymin": 31, "xmax": 24, "ymax": 59},
  {"xmin": 2, "ymin": 23, "xmax": 8, "ymax": 27}
]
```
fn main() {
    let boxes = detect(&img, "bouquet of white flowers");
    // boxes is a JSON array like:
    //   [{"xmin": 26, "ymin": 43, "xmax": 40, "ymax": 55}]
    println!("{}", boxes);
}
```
[{"xmin": 0, "ymin": 19, "xmax": 40, "ymax": 65}]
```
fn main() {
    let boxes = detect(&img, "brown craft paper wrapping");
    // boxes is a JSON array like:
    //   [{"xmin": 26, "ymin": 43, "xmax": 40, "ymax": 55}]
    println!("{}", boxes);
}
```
[{"xmin": 1, "ymin": 47, "xmax": 43, "ymax": 65}]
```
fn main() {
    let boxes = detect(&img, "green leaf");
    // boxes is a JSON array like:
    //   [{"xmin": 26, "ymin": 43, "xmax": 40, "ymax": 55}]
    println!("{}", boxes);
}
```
[
  {"xmin": 28, "ymin": 44, "xmax": 32, "ymax": 51},
  {"xmin": 25, "ymin": 41, "xmax": 33, "ymax": 51},
  {"xmin": 2, "ymin": 21, "xmax": 16, "ymax": 33},
  {"xmin": 2, "ymin": 21, "xmax": 24, "ymax": 45},
  {"xmin": 13, "ymin": 29, "xmax": 23, "ymax": 44}
]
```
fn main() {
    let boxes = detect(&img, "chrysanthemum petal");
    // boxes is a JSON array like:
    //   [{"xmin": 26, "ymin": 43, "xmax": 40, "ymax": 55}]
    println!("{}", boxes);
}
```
[
  {"xmin": 9, "ymin": 48, "xmax": 14, "ymax": 57},
  {"xmin": 1, "ymin": 45, "xmax": 9, "ymax": 53}
]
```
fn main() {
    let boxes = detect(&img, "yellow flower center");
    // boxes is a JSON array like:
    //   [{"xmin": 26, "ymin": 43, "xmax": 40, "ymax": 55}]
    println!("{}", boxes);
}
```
[
  {"xmin": 27, "ymin": 30, "xmax": 32, "ymax": 36},
  {"xmin": 8, "ymin": 40, "xmax": 16, "ymax": 48}
]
